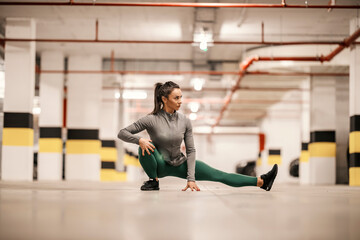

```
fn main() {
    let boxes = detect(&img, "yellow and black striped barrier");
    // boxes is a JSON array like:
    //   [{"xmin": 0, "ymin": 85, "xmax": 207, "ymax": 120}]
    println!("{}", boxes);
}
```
[
  {"xmin": 309, "ymin": 131, "xmax": 336, "ymax": 158},
  {"xmin": 39, "ymin": 127, "xmax": 62, "ymax": 153},
  {"xmin": 256, "ymin": 152, "xmax": 262, "ymax": 166},
  {"xmin": 350, "ymin": 115, "xmax": 360, "ymax": 186},
  {"xmin": 3, "ymin": 112, "xmax": 33, "ymax": 147},
  {"xmin": 300, "ymin": 142, "xmax": 309, "ymax": 163},
  {"xmin": 268, "ymin": 149, "xmax": 281, "ymax": 165},
  {"xmin": 66, "ymin": 129, "xmax": 101, "ymax": 154},
  {"xmin": 100, "ymin": 140, "xmax": 126, "ymax": 181},
  {"xmin": 124, "ymin": 150, "xmax": 141, "ymax": 167}
]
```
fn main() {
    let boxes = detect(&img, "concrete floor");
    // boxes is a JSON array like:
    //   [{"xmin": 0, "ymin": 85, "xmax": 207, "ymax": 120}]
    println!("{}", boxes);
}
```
[{"xmin": 0, "ymin": 178, "xmax": 360, "ymax": 240}]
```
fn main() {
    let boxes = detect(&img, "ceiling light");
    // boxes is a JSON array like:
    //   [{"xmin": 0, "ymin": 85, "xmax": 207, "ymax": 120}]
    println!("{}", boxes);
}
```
[
  {"xmin": 189, "ymin": 102, "xmax": 200, "ymax": 113},
  {"xmin": 115, "ymin": 91, "xmax": 121, "ymax": 99},
  {"xmin": 122, "ymin": 90, "xmax": 147, "ymax": 100},
  {"xmin": 200, "ymin": 39, "xmax": 208, "ymax": 52},
  {"xmin": 33, "ymin": 107, "xmax": 41, "ymax": 115},
  {"xmin": 193, "ymin": 28, "xmax": 213, "ymax": 52},
  {"xmin": 280, "ymin": 61, "xmax": 294, "ymax": 66},
  {"xmin": 192, "ymin": 78, "xmax": 205, "ymax": 91},
  {"xmin": 189, "ymin": 113, "xmax": 197, "ymax": 121}
]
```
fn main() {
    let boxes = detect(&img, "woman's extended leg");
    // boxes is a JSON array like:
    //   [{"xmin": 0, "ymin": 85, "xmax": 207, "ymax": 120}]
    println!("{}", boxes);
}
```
[
  {"xmin": 162, "ymin": 160, "xmax": 257, "ymax": 187},
  {"xmin": 194, "ymin": 161, "xmax": 257, "ymax": 187}
]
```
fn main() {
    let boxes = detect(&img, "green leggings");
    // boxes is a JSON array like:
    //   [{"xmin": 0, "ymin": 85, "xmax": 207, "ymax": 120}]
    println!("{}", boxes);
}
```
[{"xmin": 138, "ymin": 148, "xmax": 257, "ymax": 187}]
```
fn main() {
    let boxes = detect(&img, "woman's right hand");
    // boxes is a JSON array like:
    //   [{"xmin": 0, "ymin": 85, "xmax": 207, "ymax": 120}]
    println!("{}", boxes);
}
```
[{"xmin": 139, "ymin": 138, "xmax": 155, "ymax": 156}]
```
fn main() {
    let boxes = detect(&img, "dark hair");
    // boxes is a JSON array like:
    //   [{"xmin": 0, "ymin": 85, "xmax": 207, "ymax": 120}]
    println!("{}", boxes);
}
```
[{"xmin": 151, "ymin": 81, "xmax": 180, "ymax": 115}]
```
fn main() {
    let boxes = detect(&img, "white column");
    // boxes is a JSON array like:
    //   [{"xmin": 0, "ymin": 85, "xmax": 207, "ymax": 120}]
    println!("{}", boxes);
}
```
[
  {"xmin": 300, "ymin": 78, "xmax": 310, "ymax": 184},
  {"xmin": 65, "ymin": 55, "xmax": 102, "ymax": 181},
  {"xmin": 1, "ymin": 18, "xmax": 36, "ymax": 181},
  {"xmin": 38, "ymin": 51, "xmax": 64, "ymax": 181},
  {"xmin": 309, "ymin": 77, "xmax": 336, "ymax": 185},
  {"xmin": 349, "ymin": 18, "xmax": 360, "ymax": 186}
]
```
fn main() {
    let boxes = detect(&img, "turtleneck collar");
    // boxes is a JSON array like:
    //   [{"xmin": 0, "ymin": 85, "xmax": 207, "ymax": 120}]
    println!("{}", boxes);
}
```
[{"xmin": 160, "ymin": 109, "xmax": 177, "ymax": 120}]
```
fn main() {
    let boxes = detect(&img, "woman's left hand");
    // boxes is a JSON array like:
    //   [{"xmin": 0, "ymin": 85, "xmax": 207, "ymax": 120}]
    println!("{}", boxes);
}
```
[{"xmin": 182, "ymin": 181, "xmax": 200, "ymax": 191}]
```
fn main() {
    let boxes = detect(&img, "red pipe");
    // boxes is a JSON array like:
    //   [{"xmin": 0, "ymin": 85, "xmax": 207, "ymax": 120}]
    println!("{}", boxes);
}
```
[
  {"xmin": 3, "ymin": 38, "xmax": 358, "ymax": 46},
  {"xmin": 102, "ymin": 86, "xmax": 309, "ymax": 92},
  {"xmin": 211, "ymin": 27, "xmax": 360, "ymax": 129},
  {"xmin": 104, "ymin": 97, "xmax": 306, "ymax": 105},
  {"xmin": 38, "ymin": 69, "xmax": 242, "ymax": 75},
  {"xmin": 38, "ymin": 69, "xmax": 348, "ymax": 77},
  {"xmin": 95, "ymin": 19, "xmax": 99, "ymax": 41},
  {"xmin": 245, "ymin": 71, "xmax": 347, "ymax": 77},
  {"xmin": 110, "ymin": 50, "xmax": 115, "ymax": 72},
  {"xmin": 121, "ymin": 106, "xmax": 300, "ymax": 114},
  {"xmin": 0, "ymin": 1, "xmax": 359, "ymax": 8}
]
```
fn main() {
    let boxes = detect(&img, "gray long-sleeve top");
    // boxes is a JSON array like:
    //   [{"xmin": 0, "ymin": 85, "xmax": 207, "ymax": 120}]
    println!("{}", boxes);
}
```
[{"xmin": 117, "ymin": 109, "xmax": 196, "ymax": 181}]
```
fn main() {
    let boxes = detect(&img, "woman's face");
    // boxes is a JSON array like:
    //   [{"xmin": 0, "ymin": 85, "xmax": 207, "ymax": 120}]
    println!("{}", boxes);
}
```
[{"xmin": 162, "ymin": 88, "xmax": 182, "ymax": 112}]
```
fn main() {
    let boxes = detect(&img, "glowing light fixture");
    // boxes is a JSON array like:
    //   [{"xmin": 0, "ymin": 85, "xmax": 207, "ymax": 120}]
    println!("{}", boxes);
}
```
[
  {"xmin": 200, "ymin": 39, "xmax": 208, "ymax": 52},
  {"xmin": 122, "ymin": 90, "xmax": 147, "ymax": 100},
  {"xmin": 115, "ymin": 91, "xmax": 121, "ymax": 99},
  {"xmin": 33, "ymin": 107, "xmax": 41, "ymax": 115},
  {"xmin": 199, "ymin": 31, "xmax": 209, "ymax": 52},
  {"xmin": 192, "ymin": 78, "xmax": 205, "ymax": 91},
  {"xmin": 189, "ymin": 102, "xmax": 200, "ymax": 113},
  {"xmin": 280, "ymin": 61, "xmax": 294, "ymax": 66},
  {"xmin": 189, "ymin": 113, "xmax": 197, "ymax": 121},
  {"xmin": 193, "ymin": 27, "xmax": 213, "ymax": 52}
]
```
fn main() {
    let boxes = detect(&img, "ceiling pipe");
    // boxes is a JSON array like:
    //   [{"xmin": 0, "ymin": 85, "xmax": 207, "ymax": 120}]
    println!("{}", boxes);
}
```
[
  {"xmin": 211, "ymin": 27, "xmax": 360, "ymax": 130},
  {"xmin": 1, "ymin": 12, "xmax": 359, "ymax": 47},
  {"xmin": 122, "ymin": 106, "xmax": 300, "ymax": 114},
  {"xmin": 102, "ymin": 97, "xmax": 305, "ymax": 105},
  {"xmin": 102, "ymin": 86, "xmax": 308, "ymax": 92},
  {"xmin": 0, "ymin": 1, "xmax": 359, "ymax": 8},
  {"xmin": 245, "ymin": 71, "xmax": 348, "ymax": 77},
  {"xmin": 95, "ymin": 19, "xmax": 99, "ymax": 41},
  {"xmin": 37, "ymin": 69, "xmax": 348, "ymax": 77},
  {"xmin": 110, "ymin": 50, "xmax": 115, "ymax": 72},
  {"xmin": 2, "ymin": 38, "xmax": 360, "ymax": 46},
  {"xmin": 183, "ymin": 98, "xmax": 305, "ymax": 104}
]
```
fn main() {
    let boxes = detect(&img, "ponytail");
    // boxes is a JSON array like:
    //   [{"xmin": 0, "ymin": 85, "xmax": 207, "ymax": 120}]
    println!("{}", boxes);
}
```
[
  {"xmin": 150, "ymin": 81, "xmax": 180, "ymax": 115},
  {"xmin": 151, "ymin": 83, "xmax": 163, "ymax": 115}
]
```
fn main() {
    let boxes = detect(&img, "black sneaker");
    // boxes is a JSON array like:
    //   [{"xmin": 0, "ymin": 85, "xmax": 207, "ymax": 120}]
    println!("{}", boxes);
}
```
[
  {"xmin": 260, "ymin": 164, "xmax": 278, "ymax": 191},
  {"xmin": 140, "ymin": 179, "xmax": 160, "ymax": 191}
]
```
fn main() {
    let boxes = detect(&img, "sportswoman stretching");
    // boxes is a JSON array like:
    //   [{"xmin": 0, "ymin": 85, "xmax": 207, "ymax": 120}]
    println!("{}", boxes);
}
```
[{"xmin": 118, "ymin": 81, "xmax": 277, "ymax": 191}]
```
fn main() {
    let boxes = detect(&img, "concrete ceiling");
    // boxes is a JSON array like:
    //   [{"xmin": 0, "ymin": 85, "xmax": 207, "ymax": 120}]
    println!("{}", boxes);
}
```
[{"xmin": 0, "ymin": 0, "xmax": 358, "ymax": 128}]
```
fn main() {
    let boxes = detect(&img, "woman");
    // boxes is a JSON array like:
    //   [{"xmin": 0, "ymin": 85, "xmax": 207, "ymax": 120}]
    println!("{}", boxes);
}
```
[{"xmin": 118, "ymin": 81, "xmax": 277, "ymax": 191}]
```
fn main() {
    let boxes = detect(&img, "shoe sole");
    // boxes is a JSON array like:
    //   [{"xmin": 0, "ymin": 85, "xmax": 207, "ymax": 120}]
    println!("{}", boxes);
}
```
[
  {"xmin": 141, "ymin": 188, "xmax": 160, "ymax": 191},
  {"xmin": 266, "ymin": 164, "xmax": 278, "ymax": 191}
]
